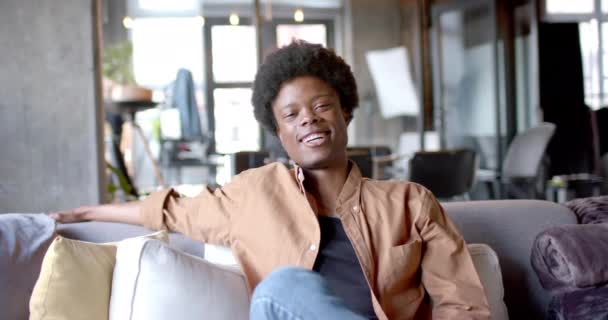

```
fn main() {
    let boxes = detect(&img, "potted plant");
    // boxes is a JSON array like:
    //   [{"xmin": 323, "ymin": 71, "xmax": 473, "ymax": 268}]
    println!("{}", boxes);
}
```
[{"xmin": 102, "ymin": 41, "xmax": 152, "ymax": 102}]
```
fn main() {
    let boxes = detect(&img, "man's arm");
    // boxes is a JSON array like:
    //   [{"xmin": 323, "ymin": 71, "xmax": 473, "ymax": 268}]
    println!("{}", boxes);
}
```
[
  {"xmin": 51, "ymin": 173, "xmax": 249, "ymax": 246},
  {"xmin": 417, "ymin": 192, "xmax": 491, "ymax": 319},
  {"xmin": 50, "ymin": 201, "xmax": 142, "ymax": 225}
]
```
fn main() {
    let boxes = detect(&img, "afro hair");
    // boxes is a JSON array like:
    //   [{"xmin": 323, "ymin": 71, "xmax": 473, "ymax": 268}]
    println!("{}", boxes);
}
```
[{"xmin": 252, "ymin": 40, "xmax": 358, "ymax": 135}]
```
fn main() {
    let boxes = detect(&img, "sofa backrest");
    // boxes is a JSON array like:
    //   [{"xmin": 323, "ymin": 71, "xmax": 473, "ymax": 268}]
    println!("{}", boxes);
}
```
[
  {"xmin": 443, "ymin": 200, "xmax": 577, "ymax": 320},
  {"xmin": 57, "ymin": 221, "xmax": 205, "ymax": 258},
  {"xmin": 56, "ymin": 199, "xmax": 578, "ymax": 319}
]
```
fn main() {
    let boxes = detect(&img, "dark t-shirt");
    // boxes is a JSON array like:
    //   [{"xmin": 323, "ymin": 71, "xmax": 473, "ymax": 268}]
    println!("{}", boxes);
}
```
[{"xmin": 313, "ymin": 216, "xmax": 378, "ymax": 319}]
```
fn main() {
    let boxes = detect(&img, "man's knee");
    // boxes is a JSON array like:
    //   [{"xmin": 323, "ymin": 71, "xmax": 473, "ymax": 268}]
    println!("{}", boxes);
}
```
[{"xmin": 250, "ymin": 267, "xmax": 322, "ymax": 320}]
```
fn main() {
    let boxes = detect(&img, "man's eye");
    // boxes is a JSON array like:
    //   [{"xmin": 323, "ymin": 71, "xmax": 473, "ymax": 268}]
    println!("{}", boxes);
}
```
[
  {"xmin": 315, "ymin": 104, "xmax": 330, "ymax": 111},
  {"xmin": 284, "ymin": 113, "xmax": 295, "ymax": 119}
]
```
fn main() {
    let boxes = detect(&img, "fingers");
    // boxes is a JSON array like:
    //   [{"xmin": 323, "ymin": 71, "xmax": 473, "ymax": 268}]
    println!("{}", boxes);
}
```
[
  {"xmin": 48, "ymin": 209, "xmax": 85, "ymax": 223},
  {"xmin": 48, "ymin": 211, "xmax": 70, "ymax": 223}
]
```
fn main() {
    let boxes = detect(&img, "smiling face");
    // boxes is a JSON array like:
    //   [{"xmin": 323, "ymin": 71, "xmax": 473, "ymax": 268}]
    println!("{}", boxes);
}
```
[{"xmin": 272, "ymin": 76, "xmax": 350, "ymax": 170}]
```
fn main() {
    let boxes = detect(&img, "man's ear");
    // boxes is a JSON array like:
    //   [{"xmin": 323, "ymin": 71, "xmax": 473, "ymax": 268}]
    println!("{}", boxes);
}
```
[
  {"xmin": 342, "ymin": 109, "xmax": 353, "ymax": 125},
  {"xmin": 273, "ymin": 119, "xmax": 281, "ymax": 136},
  {"xmin": 274, "ymin": 124, "xmax": 285, "ymax": 143}
]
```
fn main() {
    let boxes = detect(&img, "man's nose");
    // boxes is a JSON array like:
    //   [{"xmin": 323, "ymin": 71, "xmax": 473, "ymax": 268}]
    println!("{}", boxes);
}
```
[{"xmin": 299, "ymin": 107, "xmax": 319, "ymax": 126}]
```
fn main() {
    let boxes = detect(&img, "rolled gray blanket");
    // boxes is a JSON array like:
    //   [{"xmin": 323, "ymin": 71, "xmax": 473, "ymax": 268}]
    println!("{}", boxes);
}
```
[
  {"xmin": 531, "ymin": 223, "xmax": 608, "ymax": 294},
  {"xmin": 547, "ymin": 285, "xmax": 608, "ymax": 320},
  {"xmin": 564, "ymin": 196, "xmax": 608, "ymax": 224}
]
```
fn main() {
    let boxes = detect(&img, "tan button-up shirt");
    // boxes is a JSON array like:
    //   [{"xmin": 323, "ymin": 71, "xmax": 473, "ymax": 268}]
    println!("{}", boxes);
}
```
[{"xmin": 141, "ymin": 162, "xmax": 490, "ymax": 319}]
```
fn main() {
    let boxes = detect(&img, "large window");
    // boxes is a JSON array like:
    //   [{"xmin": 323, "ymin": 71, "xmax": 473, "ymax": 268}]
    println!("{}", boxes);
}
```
[
  {"xmin": 131, "ymin": 17, "xmax": 204, "ymax": 89},
  {"xmin": 206, "ymin": 22, "xmax": 259, "ymax": 154},
  {"xmin": 546, "ymin": 0, "xmax": 594, "ymax": 15},
  {"xmin": 579, "ymin": 18, "xmax": 608, "ymax": 110},
  {"xmin": 276, "ymin": 24, "xmax": 327, "ymax": 47},
  {"xmin": 126, "ymin": 0, "xmax": 336, "ymax": 155},
  {"xmin": 543, "ymin": 0, "xmax": 608, "ymax": 109},
  {"xmin": 580, "ymin": 20, "xmax": 603, "ymax": 109},
  {"xmin": 211, "ymin": 25, "xmax": 258, "ymax": 83}
]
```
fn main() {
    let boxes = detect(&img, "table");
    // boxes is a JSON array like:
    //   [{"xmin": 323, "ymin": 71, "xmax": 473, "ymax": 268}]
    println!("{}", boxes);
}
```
[
  {"xmin": 105, "ymin": 100, "xmax": 165, "ymax": 197},
  {"xmin": 546, "ymin": 174, "xmax": 604, "ymax": 203}
]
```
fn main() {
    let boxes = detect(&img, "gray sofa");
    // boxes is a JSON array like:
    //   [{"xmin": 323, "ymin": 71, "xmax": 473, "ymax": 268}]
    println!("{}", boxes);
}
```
[{"xmin": 2, "ymin": 199, "xmax": 576, "ymax": 319}]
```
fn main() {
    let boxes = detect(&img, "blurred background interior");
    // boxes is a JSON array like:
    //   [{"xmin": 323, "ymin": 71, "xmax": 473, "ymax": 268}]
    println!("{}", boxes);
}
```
[{"xmin": 2, "ymin": 0, "xmax": 608, "ymax": 211}]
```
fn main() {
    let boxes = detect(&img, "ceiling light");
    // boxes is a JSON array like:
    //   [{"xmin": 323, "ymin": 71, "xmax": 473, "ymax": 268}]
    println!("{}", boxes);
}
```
[
  {"xmin": 122, "ymin": 16, "xmax": 134, "ymax": 29},
  {"xmin": 229, "ymin": 13, "xmax": 240, "ymax": 26},
  {"xmin": 195, "ymin": 15, "xmax": 205, "ymax": 27},
  {"xmin": 294, "ymin": 9, "xmax": 304, "ymax": 23}
]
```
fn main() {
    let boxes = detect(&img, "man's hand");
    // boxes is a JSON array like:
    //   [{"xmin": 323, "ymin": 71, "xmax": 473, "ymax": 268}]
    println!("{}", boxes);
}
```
[
  {"xmin": 49, "ymin": 206, "xmax": 94, "ymax": 223},
  {"xmin": 49, "ymin": 202, "xmax": 143, "ymax": 226}
]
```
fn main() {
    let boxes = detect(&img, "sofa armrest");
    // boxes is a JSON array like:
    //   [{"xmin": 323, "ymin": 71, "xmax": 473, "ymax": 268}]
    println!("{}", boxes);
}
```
[{"xmin": 443, "ymin": 200, "xmax": 576, "ymax": 319}]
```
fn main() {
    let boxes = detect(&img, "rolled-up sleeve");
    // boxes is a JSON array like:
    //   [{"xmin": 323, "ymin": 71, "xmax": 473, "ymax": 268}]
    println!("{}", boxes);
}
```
[
  {"xmin": 141, "ymin": 188, "xmax": 174, "ymax": 231},
  {"xmin": 139, "ymin": 173, "xmax": 249, "ymax": 246},
  {"xmin": 417, "ymin": 193, "xmax": 491, "ymax": 319}
]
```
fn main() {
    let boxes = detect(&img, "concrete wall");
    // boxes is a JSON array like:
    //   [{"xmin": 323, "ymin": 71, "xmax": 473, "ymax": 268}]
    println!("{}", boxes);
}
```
[
  {"xmin": 346, "ymin": 0, "xmax": 421, "ymax": 151},
  {"xmin": 0, "ymin": 0, "xmax": 105, "ymax": 212}
]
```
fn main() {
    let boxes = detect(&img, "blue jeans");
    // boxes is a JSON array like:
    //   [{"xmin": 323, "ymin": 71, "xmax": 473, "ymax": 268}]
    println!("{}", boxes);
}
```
[{"xmin": 250, "ymin": 266, "xmax": 368, "ymax": 320}]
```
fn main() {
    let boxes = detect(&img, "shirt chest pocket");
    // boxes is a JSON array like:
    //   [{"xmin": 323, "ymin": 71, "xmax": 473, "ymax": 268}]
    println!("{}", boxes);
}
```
[
  {"xmin": 378, "ymin": 239, "xmax": 424, "ymax": 303},
  {"xmin": 388, "ymin": 240, "xmax": 422, "ymax": 279}
]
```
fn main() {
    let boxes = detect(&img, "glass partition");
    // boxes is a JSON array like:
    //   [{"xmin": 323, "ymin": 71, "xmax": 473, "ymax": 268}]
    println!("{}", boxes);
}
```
[
  {"xmin": 431, "ymin": 0, "xmax": 504, "ymax": 170},
  {"xmin": 514, "ymin": 3, "xmax": 540, "ymax": 132},
  {"xmin": 101, "ymin": 0, "xmax": 342, "ymax": 190}
]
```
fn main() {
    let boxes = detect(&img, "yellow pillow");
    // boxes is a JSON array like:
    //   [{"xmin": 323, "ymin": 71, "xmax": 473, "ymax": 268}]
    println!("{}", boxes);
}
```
[{"xmin": 29, "ymin": 231, "xmax": 168, "ymax": 320}]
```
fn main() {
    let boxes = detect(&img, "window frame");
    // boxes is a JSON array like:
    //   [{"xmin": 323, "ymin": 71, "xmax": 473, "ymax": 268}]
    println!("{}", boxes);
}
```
[
  {"xmin": 204, "ymin": 16, "xmax": 335, "ymax": 153},
  {"xmin": 542, "ymin": 0, "xmax": 608, "ymax": 109},
  {"xmin": 203, "ymin": 17, "xmax": 257, "ymax": 154}
]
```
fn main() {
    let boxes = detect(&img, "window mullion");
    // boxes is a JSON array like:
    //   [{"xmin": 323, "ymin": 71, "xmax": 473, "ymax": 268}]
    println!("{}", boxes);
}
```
[{"xmin": 597, "ymin": 0, "xmax": 604, "ymax": 108}]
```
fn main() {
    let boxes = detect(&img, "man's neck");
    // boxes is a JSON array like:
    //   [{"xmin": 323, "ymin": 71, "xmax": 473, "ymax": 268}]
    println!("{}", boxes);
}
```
[{"xmin": 302, "ymin": 159, "xmax": 350, "ymax": 216}]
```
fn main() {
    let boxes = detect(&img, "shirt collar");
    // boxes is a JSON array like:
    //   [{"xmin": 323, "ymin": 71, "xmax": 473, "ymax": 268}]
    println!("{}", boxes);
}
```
[
  {"xmin": 292, "ymin": 161, "xmax": 363, "ymax": 215},
  {"xmin": 294, "ymin": 164, "xmax": 307, "ymax": 194},
  {"xmin": 336, "ymin": 161, "xmax": 363, "ymax": 215}
]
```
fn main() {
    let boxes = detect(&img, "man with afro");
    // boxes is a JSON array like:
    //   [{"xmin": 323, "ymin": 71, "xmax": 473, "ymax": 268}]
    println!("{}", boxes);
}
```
[{"xmin": 52, "ymin": 41, "xmax": 490, "ymax": 320}]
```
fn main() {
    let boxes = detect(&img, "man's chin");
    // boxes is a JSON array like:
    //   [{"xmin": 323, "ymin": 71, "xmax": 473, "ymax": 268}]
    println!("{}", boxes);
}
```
[
  {"xmin": 295, "ymin": 154, "xmax": 348, "ymax": 171},
  {"xmin": 297, "ymin": 160, "xmax": 330, "ymax": 170},
  {"xmin": 294, "ymin": 156, "xmax": 332, "ymax": 170}
]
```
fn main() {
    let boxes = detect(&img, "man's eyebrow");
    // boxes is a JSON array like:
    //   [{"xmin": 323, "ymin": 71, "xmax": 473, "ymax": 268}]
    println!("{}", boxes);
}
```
[
  {"xmin": 310, "ymin": 93, "xmax": 334, "ymax": 102},
  {"xmin": 281, "ymin": 103, "xmax": 296, "ymax": 111},
  {"xmin": 280, "ymin": 93, "xmax": 335, "ymax": 110}
]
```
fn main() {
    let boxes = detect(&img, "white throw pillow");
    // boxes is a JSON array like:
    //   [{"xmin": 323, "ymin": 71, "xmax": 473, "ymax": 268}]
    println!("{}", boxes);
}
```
[
  {"xmin": 110, "ymin": 238, "xmax": 250, "ymax": 320},
  {"xmin": 468, "ymin": 243, "xmax": 509, "ymax": 320}
]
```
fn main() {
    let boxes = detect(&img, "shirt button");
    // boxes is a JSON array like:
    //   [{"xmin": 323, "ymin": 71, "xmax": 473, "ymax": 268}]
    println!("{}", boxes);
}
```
[
  {"xmin": 352, "ymin": 205, "xmax": 359, "ymax": 213},
  {"xmin": 309, "ymin": 244, "xmax": 317, "ymax": 251}
]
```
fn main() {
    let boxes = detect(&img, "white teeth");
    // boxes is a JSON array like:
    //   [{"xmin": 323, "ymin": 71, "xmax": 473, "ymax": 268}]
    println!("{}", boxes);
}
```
[{"xmin": 304, "ymin": 133, "xmax": 325, "ymax": 143}]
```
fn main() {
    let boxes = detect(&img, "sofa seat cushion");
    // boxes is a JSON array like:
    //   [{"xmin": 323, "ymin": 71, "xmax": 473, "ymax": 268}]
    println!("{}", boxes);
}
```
[
  {"xmin": 0, "ymin": 213, "xmax": 56, "ymax": 320},
  {"xmin": 29, "ymin": 231, "xmax": 168, "ymax": 320},
  {"xmin": 110, "ymin": 238, "xmax": 250, "ymax": 320}
]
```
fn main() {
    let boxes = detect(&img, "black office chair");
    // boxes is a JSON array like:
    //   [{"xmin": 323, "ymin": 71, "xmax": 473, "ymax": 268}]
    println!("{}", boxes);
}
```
[
  {"xmin": 347, "ymin": 146, "xmax": 392, "ymax": 179},
  {"xmin": 408, "ymin": 149, "xmax": 477, "ymax": 200},
  {"xmin": 231, "ymin": 151, "xmax": 270, "ymax": 175}
]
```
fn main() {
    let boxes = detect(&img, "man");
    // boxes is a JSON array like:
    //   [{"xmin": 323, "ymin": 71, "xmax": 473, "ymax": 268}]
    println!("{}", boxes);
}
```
[{"xmin": 52, "ymin": 41, "xmax": 490, "ymax": 319}]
